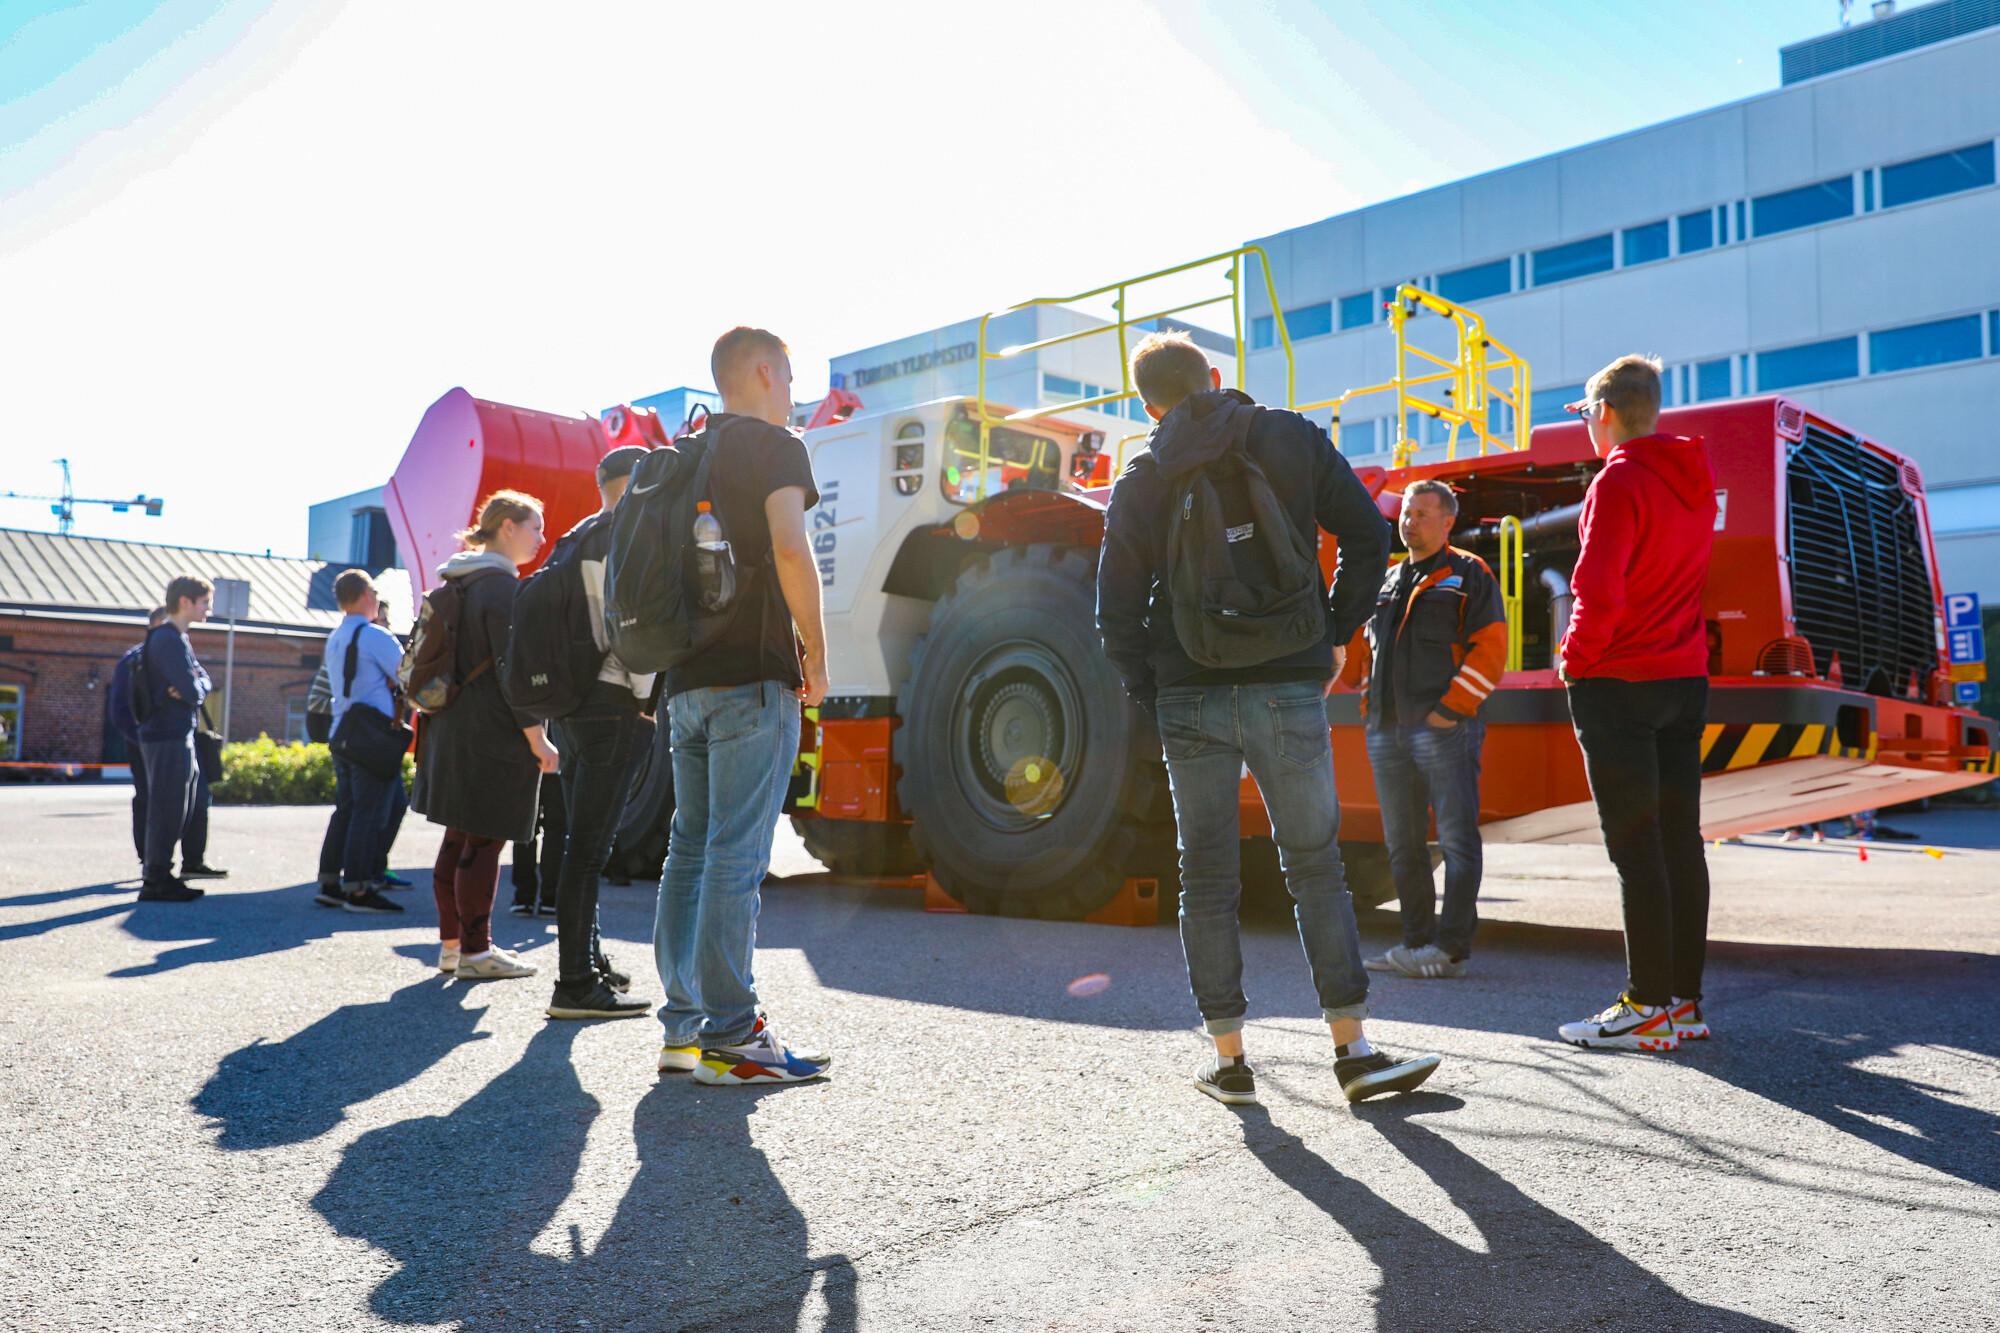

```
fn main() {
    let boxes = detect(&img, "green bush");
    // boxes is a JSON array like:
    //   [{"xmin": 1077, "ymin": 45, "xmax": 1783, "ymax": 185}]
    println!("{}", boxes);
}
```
[{"xmin": 212, "ymin": 735, "xmax": 413, "ymax": 805}]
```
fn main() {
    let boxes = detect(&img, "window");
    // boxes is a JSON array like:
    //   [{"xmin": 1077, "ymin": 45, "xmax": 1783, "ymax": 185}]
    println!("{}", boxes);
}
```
[
  {"xmin": 1752, "ymin": 176, "xmax": 1853, "ymax": 237},
  {"xmin": 1043, "ymin": 373, "xmax": 1082, "ymax": 399},
  {"xmin": 1129, "ymin": 400, "xmax": 1151, "ymax": 422},
  {"xmin": 1531, "ymin": 234, "xmax": 1613, "ymax": 286},
  {"xmin": 1530, "ymin": 383, "xmax": 1585, "ymax": 426},
  {"xmin": 1435, "ymin": 258, "xmax": 1510, "ymax": 305},
  {"xmin": 1880, "ymin": 141, "xmax": 1996, "ymax": 209},
  {"xmin": 1695, "ymin": 357, "xmax": 1732, "ymax": 401},
  {"xmin": 1623, "ymin": 220, "xmax": 1670, "ymax": 267},
  {"xmin": 1756, "ymin": 336, "xmax": 1859, "ymax": 391},
  {"xmin": 1381, "ymin": 283, "xmax": 1415, "ymax": 311},
  {"xmin": 1677, "ymin": 208, "xmax": 1713, "ymax": 253},
  {"xmin": 0, "ymin": 684, "xmax": 20, "ymax": 761},
  {"xmin": 1286, "ymin": 302, "xmax": 1334, "ymax": 340},
  {"xmin": 1992, "ymin": 311, "xmax": 2000, "ymax": 357},
  {"xmin": 1862, "ymin": 170, "xmax": 1875, "ymax": 212},
  {"xmin": 1337, "ymin": 418, "xmax": 1377, "ymax": 456},
  {"xmin": 1870, "ymin": 315, "xmax": 1983, "ymax": 374},
  {"xmin": 284, "ymin": 697, "xmax": 308, "ymax": 745},
  {"xmin": 1733, "ymin": 200, "xmax": 1745, "ymax": 241},
  {"xmin": 1338, "ymin": 291, "xmax": 1375, "ymax": 330},
  {"xmin": 1250, "ymin": 315, "xmax": 1274, "ymax": 350}
]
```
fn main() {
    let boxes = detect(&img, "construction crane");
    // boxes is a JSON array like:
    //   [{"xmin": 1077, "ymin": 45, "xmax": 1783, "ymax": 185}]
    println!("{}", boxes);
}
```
[{"xmin": 0, "ymin": 459, "xmax": 163, "ymax": 535}]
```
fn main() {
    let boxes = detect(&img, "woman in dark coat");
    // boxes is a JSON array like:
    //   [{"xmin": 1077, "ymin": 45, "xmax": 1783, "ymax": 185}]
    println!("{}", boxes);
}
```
[{"xmin": 411, "ymin": 489, "xmax": 559, "ymax": 980}]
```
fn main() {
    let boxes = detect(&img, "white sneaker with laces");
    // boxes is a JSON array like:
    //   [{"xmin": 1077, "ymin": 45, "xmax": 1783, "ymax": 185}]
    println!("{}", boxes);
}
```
[
  {"xmin": 456, "ymin": 947, "xmax": 538, "ymax": 980},
  {"xmin": 1558, "ymin": 994, "xmax": 1678, "ymax": 1051},
  {"xmin": 692, "ymin": 1016, "xmax": 829, "ymax": 1085},
  {"xmin": 438, "ymin": 943, "xmax": 460, "ymax": 974}
]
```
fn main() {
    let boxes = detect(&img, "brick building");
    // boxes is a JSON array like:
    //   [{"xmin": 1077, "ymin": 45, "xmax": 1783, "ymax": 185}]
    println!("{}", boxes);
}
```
[{"xmin": 0, "ymin": 528, "xmax": 410, "ymax": 771}]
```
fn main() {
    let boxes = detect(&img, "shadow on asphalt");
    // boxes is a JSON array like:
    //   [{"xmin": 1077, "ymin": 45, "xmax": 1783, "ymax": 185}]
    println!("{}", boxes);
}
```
[
  {"xmin": 299, "ymin": 1023, "xmax": 856, "ymax": 1330},
  {"xmin": 193, "ymin": 976, "xmax": 491, "ymax": 1149},
  {"xmin": 1233, "ymin": 1094, "xmax": 1787, "ymax": 1329}
]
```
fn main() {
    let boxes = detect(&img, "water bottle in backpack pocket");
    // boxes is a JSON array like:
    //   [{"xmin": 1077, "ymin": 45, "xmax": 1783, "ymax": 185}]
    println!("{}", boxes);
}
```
[{"xmin": 691, "ymin": 501, "xmax": 737, "ymax": 612}]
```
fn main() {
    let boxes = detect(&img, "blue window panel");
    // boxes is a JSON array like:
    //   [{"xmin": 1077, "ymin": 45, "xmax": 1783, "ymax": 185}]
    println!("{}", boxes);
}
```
[
  {"xmin": 1757, "ymin": 336, "xmax": 1859, "ymax": 391},
  {"xmin": 1286, "ymin": 302, "xmax": 1333, "ymax": 340},
  {"xmin": 1870, "ymin": 315, "xmax": 1983, "ymax": 374},
  {"xmin": 1131, "ymin": 400, "xmax": 1152, "ymax": 422},
  {"xmin": 1530, "ymin": 383, "xmax": 1585, "ymax": 426},
  {"xmin": 1991, "ymin": 311, "xmax": 1999, "ymax": 356},
  {"xmin": 1880, "ymin": 142, "xmax": 1995, "ymax": 209},
  {"xmin": 1380, "ymin": 284, "xmax": 1406, "ymax": 311},
  {"xmin": 1695, "ymin": 358, "xmax": 1732, "ymax": 401},
  {"xmin": 1338, "ymin": 419, "xmax": 1375, "ymax": 456},
  {"xmin": 1677, "ymin": 209, "xmax": 1714, "ymax": 254},
  {"xmin": 1862, "ymin": 169, "xmax": 1875, "ymax": 212},
  {"xmin": 1752, "ymin": 176, "xmax": 1853, "ymax": 237},
  {"xmin": 1250, "ymin": 315, "xmax": 1274, "ymax": 350},
  {"xmin": 1531, "ymin": 234, "xmax": 1613, "ymax": 286},
  {"xmin": 1733, "ymin": 200, "xmax": 1745, "ymax": 241},
  {"xmin": 1435, "ymin": 258, "xmax": 1511, "ymax": 304},
  {"xmin": 1623, "ymin": 220, "xmax": 1670, "ymax": 267},
  {"xmin": 1338, "ymin": 291, "xmax": 1375, "ymax": 330},
  {"xmin": 1044, "ymin": 373, "xmax": 1082, "ymax": 399}
]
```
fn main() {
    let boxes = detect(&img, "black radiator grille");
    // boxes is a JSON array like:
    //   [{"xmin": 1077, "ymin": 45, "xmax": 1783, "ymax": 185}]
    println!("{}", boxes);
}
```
[{"xmin": 1785, "ymin": 425, "xmax": 1937, "ymax": 697}]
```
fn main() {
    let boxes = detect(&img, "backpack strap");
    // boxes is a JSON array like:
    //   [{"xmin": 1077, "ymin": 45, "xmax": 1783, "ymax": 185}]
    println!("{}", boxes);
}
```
[{"xmin": 342, "ymin": 625, "xmax": 360, "ymax": 698}]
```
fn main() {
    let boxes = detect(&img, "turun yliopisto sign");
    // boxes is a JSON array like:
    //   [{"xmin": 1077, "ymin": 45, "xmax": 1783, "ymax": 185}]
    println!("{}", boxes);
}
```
[{"xmin": 842, "ymin": 342, "xmax": 978, "ymax": 388}]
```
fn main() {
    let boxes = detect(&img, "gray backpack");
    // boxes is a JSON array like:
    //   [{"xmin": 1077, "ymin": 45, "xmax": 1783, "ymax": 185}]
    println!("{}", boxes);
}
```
[{"xmin": 1163, "ymin": 430, "xmax": 1327, "ymax": 668}]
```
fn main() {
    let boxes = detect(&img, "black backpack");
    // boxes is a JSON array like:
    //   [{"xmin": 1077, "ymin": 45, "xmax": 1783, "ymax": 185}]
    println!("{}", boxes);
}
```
[
  {"xmin": 127, "ymin": 636, "xmax": 155, "ymax": 725},
  {"xmin": 603, "ymin": 425, "xmax": 747, "ymax": 674},
  {"xmin": 503, "ymin": 515, "xmax": 609, "ymax": 721},
  {"xmin": 1162, "ymin": 418, "xmax": 1327, "ymax": 669}
]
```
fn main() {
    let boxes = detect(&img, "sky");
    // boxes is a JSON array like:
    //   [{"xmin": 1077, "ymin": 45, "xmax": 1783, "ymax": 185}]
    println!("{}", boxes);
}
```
[{"xmin": 1, "ymin": 0, "xmax": 1851, "ymax": 557}]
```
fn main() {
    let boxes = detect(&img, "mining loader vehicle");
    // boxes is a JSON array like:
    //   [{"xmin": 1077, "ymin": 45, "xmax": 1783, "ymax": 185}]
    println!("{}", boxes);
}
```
[{"xmin": 384, "ymin": 248, "xmax": 1996, "ymax": 921}]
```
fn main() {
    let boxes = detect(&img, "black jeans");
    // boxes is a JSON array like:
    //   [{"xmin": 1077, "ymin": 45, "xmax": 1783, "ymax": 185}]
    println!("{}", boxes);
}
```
[
  {"xmin": 132, "ymin": 747, "xmax": 205, "ymax": 868},
  {"xmin": 130, "ymin": 745, "xmax": 149, "ymax": 862},
  {"xmin": 139, "ymin": 733, "xmax": 197, "ymax": 880},
  {"xmin": 1567, "ymin": 676, "xmax": 1711, "ymax": 1006},
  {"xmin": 511, "ymin": 775, "xmax": 568, "ymax": 906},
  {"xmin": 551, "ymin": 681, "xmax": 643, "ymax": 986},
  {"xmin": 321, "ymin": 753, "xmax": 395, "ymax": 885}
]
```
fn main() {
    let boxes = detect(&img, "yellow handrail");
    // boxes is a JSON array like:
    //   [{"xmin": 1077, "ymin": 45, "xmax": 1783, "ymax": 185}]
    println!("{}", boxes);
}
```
[
  {"xmin": 1497, "ymin": 515, "xmax": 1525, "ymax": 671},
  {"xmin": 1303, "ymin": 284, "xmax": 1531, "ymax": 469},
  {"xmin": 965, "ymin": 246, "xmax": 1294, "ymax": 502}
]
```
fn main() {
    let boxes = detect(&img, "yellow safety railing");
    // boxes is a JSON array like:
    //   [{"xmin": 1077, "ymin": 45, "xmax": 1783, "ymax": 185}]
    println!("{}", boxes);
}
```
[
  {"xmin": 961, "ymin": 247, "xmax": 1293, "ymax": 500},
  {"xmin": 1497, "ymin": 515, "xmax": 1525, "ymax": 671},
  {"xmin": 1305, "ymin": 284, "xmax": 1531, "ymax": 470}
]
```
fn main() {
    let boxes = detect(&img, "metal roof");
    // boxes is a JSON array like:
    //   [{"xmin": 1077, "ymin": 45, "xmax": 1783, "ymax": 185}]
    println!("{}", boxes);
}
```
[
  {"xmin": 1782, "ymin": 0, "xmax": 1999, "ymax": 84},
  {"xmin": 0, "ymin": 527, "xmax": 415, "ymax": 635}
]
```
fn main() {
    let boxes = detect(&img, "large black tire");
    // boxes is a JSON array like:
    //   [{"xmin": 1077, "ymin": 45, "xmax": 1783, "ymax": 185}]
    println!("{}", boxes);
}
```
[
  {"xmin": 897, "ymin": 544, "xmax": 1167, "ymax": 918},
  {"xmin": 791, "ymin": 817, "xmax": 928, "ymax": 878}
]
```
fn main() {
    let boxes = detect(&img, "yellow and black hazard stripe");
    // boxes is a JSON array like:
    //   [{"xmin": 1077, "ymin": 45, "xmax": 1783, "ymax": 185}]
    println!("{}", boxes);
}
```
[{"xmin": 1698, "ymin": 722, "xmax": 1878, "ymax": 774}]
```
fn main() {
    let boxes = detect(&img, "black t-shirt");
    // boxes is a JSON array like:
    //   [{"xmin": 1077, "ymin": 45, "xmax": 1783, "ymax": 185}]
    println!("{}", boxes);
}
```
[{"xmin": 665, "ymin": 414, "xmax": 820, "ymax": 697}]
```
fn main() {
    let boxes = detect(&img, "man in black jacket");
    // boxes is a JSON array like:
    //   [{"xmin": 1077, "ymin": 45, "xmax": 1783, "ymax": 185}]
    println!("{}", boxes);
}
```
[{"xmin": 1097, "ymin": 331, "xmax": 1441, "ymax": 1107}]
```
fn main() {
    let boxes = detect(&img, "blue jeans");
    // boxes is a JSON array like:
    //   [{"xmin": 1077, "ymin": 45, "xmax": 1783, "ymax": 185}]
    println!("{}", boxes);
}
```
[
  {"xmin": 1155, "ymin": 680, "xmax": 1369, "ymax": 1035},
  {"xmin": 322, "ymin": 753, "xmax": 395, "ymax": 885},
  {"xmin": 140, "ymin": 732, "xmax": 198, "ymax": 879},
  {"xmin": 654, "ymin": 682, "xmax": 800, "ymax": 1048},
  {"xmin": 1365, "ymin": 720, "xmax": 1486, "ymax": 959}
]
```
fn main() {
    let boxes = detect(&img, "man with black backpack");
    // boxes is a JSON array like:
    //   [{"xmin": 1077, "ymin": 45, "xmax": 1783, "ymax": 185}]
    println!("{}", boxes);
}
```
[
  {"xmin": 315, "ymin": 569, "xmax": 406, "ymax": 915},
  {"xmin": 507, "ymin": 444, "xmax": 654, "ymax": 1021},
  {"xmin": 135, "ymin": 575, "xmax": 215, "ymax": 903},
  {"xmin": 606, "ymin": 326, "xmax": 831, "ymax": 1083},
  {"xmin": 1097, "ymin": 331, "xmax": 1442, "ymax": 1107}
]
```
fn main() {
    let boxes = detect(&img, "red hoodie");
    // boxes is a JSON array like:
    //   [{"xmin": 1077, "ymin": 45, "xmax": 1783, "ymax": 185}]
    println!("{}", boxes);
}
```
[{"xmin": 1560, "ymin": 433, "xmax": 1716, "ymax": 682}]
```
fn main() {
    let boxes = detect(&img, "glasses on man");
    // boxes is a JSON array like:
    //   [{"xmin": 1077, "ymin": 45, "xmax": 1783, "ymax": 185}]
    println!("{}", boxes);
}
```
[{"xmin": 1564, "ymin": 398, "xmax": 1598, "ymax": 420}]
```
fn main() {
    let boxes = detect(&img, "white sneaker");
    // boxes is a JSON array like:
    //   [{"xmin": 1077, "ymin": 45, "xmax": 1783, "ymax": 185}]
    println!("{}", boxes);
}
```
[
  {"xmin": 1558, "ymin": 994, "xmax": 1679, "ymax": 1051},
  {"xmin": 691, "ymin": 1016, "xmax": 830, "ymax": 1085},
  {"xmin": 438, "ymin": 944, "xmax": 460, "ymax": 974},
  {"xmin": 1365, "ymin": 943, "xmax": 1467, "ymax": 979},
  {"xmin": 456, "ymin": 948, "xmax": 538, "ymax": 980}
]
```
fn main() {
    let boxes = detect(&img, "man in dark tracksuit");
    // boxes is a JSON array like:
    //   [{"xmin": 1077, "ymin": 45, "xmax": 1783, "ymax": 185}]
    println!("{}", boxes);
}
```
[
  {"xmin": 109, "ymin": 607, "xmax": 171, "ymax": 871},
  {"xmin": 137, "ymin": 576, "xmax": 215, "ymax": 902},
  {"xmin": 1097, "ymin": 330, "xmax": 1442, "ymax": 1108},
  {"xmin": 1338, "ymin": 479, "xmax": 1507, "ymax": 978}
]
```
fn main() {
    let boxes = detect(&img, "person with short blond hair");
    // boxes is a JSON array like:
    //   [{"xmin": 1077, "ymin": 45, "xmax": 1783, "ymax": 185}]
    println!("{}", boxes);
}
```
[
  {"xmin": 1557, "ymin": 352, "xmax": 1719, "ymax": 1052},
  {"xmin": 134, "ymin": 576, "xmax": 215, "ymax": 901}
]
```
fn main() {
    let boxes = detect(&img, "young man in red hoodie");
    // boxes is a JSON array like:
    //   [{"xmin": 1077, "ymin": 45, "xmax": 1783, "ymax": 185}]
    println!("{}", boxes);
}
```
[{"xmin": 1556, "ymin": 354, "xmax": 1718, "ymax": 1052}]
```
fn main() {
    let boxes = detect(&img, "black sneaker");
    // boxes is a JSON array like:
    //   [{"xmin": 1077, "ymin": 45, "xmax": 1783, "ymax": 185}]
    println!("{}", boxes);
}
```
[
  {"xmin": 314, "ymin": 879, "xmax": 346, "ymax": 908},
  {"xmin": 1194, "ymin": 1055, "xmax": 1258, "ymax": 1106},
  {"xmin": 1336, "ymin": 1047, "xmax": 1441, "ymax": 1103},
  {"xmin": 180, "ymin": 863, "xmax": 229, "ymax": 880},
  {"xmin": 535, "ymin": 900, "xmax": 558, "ymax": 918},
  {"xmin": 340, "ymin": 883, "xmax": 404, "ymax": 914},
  {"xmin": 546, "ymin": 979, "xmax": 649, "ymax": 1021},
  {"xmin": 138, "ymin": 878, "xmax": 203, "ymax": 903},
  {"xmin": 596, "ymin": 958, "xmax": 632, "ymax": 993}
]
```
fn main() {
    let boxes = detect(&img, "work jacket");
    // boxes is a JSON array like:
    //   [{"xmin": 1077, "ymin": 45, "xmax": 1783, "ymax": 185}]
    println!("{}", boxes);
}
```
[{"xmin": 1337, "ymin": 545, "xmax": 1507, "ymax": 726}]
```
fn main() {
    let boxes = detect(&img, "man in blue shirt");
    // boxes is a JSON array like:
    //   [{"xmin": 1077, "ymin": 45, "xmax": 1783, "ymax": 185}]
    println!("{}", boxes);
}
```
[
  {"xmin": 316, "ymin": 569, "xmax": 407, "ymax": 915},
  {"xmin": 137, "ymin": 576, "xmax": 214, "ymax": 902}
]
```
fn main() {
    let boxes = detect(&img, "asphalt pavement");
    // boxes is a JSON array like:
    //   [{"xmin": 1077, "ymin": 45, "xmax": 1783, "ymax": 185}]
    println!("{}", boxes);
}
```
[{"xmin": 3, "ymin": 783, "xmax": 1997, "ymax": 1331}]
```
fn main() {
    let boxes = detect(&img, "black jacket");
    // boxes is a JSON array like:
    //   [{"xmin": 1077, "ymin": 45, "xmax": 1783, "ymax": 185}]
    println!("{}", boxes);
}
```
[
  {"xmin": 1096, "ymin": 389, "xmax": 1391, "ymax": 708},
  {"xmin": 410, "ymin": 562, "xmax": 541, "ymax": 842}
]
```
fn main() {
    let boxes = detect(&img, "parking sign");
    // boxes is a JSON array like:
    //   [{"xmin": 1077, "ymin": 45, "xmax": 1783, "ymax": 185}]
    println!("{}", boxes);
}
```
[
  {"xmin": 1957, "ymin": 681, "xmax": 1983, "ymax": 706},
  {"xmin": 1945, "ymin": 592, "xmax": 1980, "ymax": 630},
  {"xmin": 1950, "ymin": 626, "xmax": 1986, "ymax": 664}
]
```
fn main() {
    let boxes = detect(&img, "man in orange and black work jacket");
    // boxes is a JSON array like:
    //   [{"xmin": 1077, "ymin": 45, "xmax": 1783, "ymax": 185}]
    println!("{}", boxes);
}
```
[{"xmin": 1338, "ymin": 478, "xmax": 1507, "ymax": 979}]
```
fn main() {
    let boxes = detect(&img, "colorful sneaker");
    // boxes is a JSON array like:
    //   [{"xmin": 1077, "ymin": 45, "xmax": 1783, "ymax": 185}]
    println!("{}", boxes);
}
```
[
  {"xmin": 757, "ymin": 1010, "xmax": 831, "ymax": 1068},
  {"xmin": 692, "ymin": 1016, "xmax": 829, "ymax": 1085},
  {"xmin": 1668, "ymin": 998, "xmax": 1710, "ymax": 1041},
  {"xmin": 658, "ymin": 1044, "xmax": 700, "ymax": 1074},
  {"xmin": 1194, "ymin": 1055, "xmax": 1258, "ymax": 1105},
  {"xmin": 381, "ymin": 870, "xmax": 413, "ymax": 889},
  {"xmin": 1336, "ymin": 1047, "xmax": 1441, "ymax": 1102},
  {"xmin": 1558, "ymin": 995, "xmax": 1679, "ymax": 1051}
]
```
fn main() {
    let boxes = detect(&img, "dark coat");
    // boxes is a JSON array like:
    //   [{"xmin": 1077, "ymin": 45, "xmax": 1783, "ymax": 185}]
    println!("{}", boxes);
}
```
[
  {"xmin": 410, "ymin": 562, "xmax": 540, "ymax": 842},
  {"xmin": 1096, "ymin": 389, "xmax": 1391, "ymax": 708}
]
